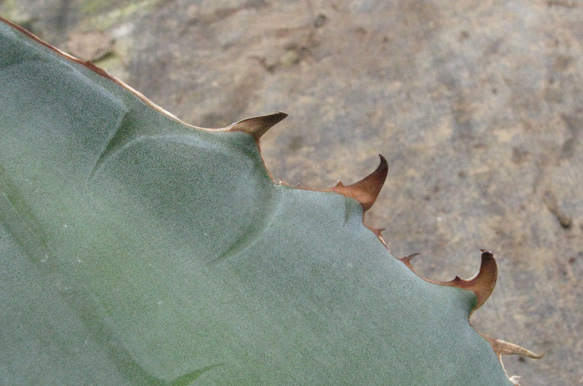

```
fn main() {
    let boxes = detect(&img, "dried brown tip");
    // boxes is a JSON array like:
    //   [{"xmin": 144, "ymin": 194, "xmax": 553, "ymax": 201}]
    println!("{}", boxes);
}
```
[
  {"xmin": 487, "ymin": 337, "xmax": 544, "ymax": 359},
  {"xmin": 330, "ymin": 155, "xmax": 389, "ymax": 212},
  {"xmin": 228, "ymin": 112, "xmax": 288, "ymax": 141},
  {"xmin": 445, "ymin": 250, "xmax": 497, "ymax": 311}
]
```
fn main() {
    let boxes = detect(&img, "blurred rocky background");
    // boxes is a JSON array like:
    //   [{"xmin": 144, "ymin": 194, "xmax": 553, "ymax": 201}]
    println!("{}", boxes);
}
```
[{"xmin": 2, "ymin": 0, "xmax": 581, "ymax": 384}]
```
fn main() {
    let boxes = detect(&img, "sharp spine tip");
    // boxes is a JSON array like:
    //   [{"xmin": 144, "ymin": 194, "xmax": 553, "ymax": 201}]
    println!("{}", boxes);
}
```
[
  {"xmin": 397, "ymin": 250, "xmax": 497, "ymax": 311},
  {"xmin": 366, "ymin": 226, "xmax": 388, "ymax": 247},
  {"xmin": 330, "ymin": 155, "xmax": 389, "ymax": 212},
  {"xmin": 370, "ymin": 227, "xmax": 385, "ymax": 237},
  {"xmin": 401, "ymin": 252, "xmax": 420, "ymax": 263},
  {"xmin": 400, "ymin": 253, "xmax": 420, "ymax": 271},
  {"xmin": 488, "ymin": 338, "xmax": 544, "ymax": 359},
  {"xmin": 448, "ymin": 249, "xmax": 498, "ymax": 311},
  {"xmin": 228, "ymin": 111, "xmax": 288, "ymax": 140}
]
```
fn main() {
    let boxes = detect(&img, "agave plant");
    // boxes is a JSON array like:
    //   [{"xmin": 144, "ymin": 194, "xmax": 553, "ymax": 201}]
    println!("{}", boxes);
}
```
[{"xmin": 0, "ymin": 17, "xmax": 540, "ymax": 385}]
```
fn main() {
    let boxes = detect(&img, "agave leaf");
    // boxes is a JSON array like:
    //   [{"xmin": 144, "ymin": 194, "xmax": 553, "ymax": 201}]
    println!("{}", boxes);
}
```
[{"xmin": 0, "ymin": 18, "xmax": 522, "ymax": 385}]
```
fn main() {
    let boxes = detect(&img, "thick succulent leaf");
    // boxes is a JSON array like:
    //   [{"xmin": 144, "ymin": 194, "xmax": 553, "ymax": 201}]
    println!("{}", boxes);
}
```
[{"xmin": 0, "ymin": 19, "xmax": 514, "ymax": 385}]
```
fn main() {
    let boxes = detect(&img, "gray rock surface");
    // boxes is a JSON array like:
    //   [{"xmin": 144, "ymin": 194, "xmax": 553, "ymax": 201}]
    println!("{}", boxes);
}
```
[{"xmin": 2, "ymin": 1, "xmax": 582, "ymax": 384}]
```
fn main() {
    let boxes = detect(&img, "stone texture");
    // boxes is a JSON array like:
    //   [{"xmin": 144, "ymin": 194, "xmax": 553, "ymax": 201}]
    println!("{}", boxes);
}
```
[{"xmin": 2, "ymin": 1, "xmax": 582, "ymax": 384}]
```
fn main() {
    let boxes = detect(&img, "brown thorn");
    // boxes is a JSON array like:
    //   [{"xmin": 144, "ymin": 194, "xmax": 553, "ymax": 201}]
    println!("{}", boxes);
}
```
[
  {"xmin": 329, "ymin": 155, "xmax": 389, "ymax": 212},
  {"xmin": 404, "ymin": 250, "xmax": 498, "ymax": 312},
  {"xmin": 508, "ymin": 376, "xmax": 521, "ymax": 386},
  {"xmin": 401, "ymin": 253, "xmax": 420, "ymax": 263},
  {"xmin": 486, "ymin": 337, "xmax": 544, "ymax": 359},
  {"xmin": 400, "ymin": 253, "xmax": 420, "ymax": 271},
  {"xmin": 444, "ymin": 249, "xmax": 497, "ymax": 311},
  {"xmin": 366, "ymin": 226, "xmax": 387, "ymax": 247},
  {"xmin": 227, "ymin": 112, "xmax": 288, "ymax": 141}
]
